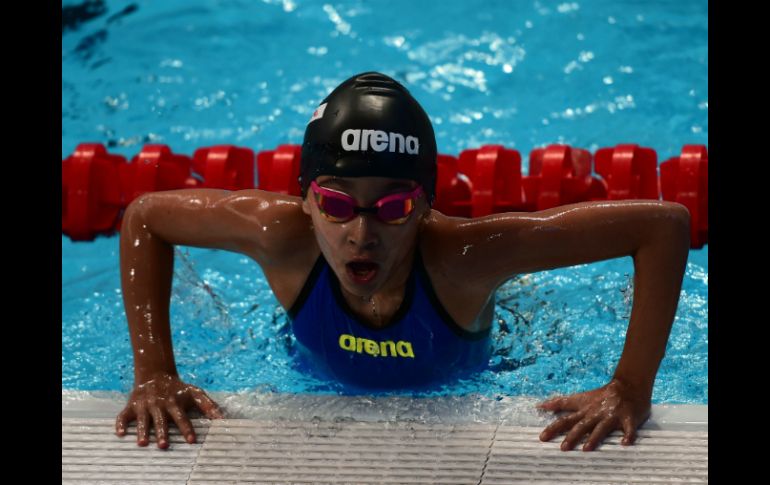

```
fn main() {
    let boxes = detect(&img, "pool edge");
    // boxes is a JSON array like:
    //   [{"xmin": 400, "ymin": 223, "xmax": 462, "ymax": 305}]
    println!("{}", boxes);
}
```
[{"xmin": 62, "ymin": 390, "xmax": 707, "ymax": 431}]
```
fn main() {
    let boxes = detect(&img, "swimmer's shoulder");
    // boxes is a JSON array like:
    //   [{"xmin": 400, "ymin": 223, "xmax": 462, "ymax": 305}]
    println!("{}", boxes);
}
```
[
  {"xmin": 418, "ymin": 208, "xmax": 467, "ymax": 272},
  {"xmin": 131, "ymin": 188, "xmax": 315, "ymax": 268},
  {"xmin": 227, "ymin": 190, "xmax": 317, "ymax": 268},
  {"xmin": 418, "ymin": 209, "xmax": 504, "ymax": 292},
  {"xmin": 419, "ymin": 209, "xmax": 498, "ymax": 332}
]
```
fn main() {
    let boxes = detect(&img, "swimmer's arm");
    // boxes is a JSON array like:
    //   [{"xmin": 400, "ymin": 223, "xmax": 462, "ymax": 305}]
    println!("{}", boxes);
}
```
[
  {"xmin": 119, "ymin": 188, "xmax": 298, "ymax": 381},
  {"xmin": 451, "ymin": 199, "xmax": 691, "ymax": 449},
  {"xmin": 118, "ymin": 189, "xmax": 297, "ymax": 447},
  {"xmin": 124, "ymin": 188, "xmax": 301, "ymax": 261},
  {"xmin": 458, "ymin": 200, "xmax": 690, "ymax": 390}
]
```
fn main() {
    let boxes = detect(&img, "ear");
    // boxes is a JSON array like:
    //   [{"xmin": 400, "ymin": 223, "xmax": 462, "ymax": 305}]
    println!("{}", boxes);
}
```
[{"xmin": 301, "ymin": 195, "xmax": 312, "ymax": 216}]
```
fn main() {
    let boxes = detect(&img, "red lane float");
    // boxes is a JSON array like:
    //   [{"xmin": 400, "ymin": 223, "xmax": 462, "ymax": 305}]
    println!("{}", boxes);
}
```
[
  {"xmin": 62, "ymin": 143, "xmax": 125, "ymax": 241},
  {"xmin": 256, "ymin": 144, "xmax": 301, "ymax": 196},
  {"xmin": 122, "ymin": 144, "xmax": 194, "ymax": 203},
  {"xmin": 458, "ymin": 145, "xmax": 524, "ymax": 218},
  {"xmin": 193, "ymin": 145, "xmax": 255, "ymax": 191},
  {"xmin": 62, "ymin": 142, "xmax": 708, "ymax": 248},
  {"xmin": 660, "ymin": 145, "xmax": 708, "ymax": 249},
  {"xmin": 594, "ymin": 144, "xmax": 659, "ymax": 200},
  {"xmin": 524, "ymin": 144, "xmax": 606, "ymax": 211},
  {"xmin": 434, "ymin": 154, "xmax": 472, "ymax": 218}
]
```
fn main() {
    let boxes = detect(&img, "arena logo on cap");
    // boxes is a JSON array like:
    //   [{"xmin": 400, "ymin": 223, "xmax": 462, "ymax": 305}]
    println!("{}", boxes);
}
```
[{"xmin": 341, "ymin": 128, "xmax": 419, "ymax": 155}]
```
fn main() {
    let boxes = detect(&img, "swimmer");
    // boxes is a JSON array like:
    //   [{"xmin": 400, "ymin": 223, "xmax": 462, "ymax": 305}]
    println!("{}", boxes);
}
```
[{"xmin": 115, "ymin": 71, "xmax": 691, "ymax": 452}]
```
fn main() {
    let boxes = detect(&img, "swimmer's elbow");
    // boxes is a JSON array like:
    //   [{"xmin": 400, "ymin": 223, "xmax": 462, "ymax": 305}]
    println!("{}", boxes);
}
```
[
  {"xmin": 648, "ymin": 201, "xmax": 691, "ymax": 248},
  {"xmin": 667, "ymin": 202, "xmax": 691, "ymax": 228},
  {"xmin": 121, "ymin": 193, "xmax": 152, "ymax": 233}
]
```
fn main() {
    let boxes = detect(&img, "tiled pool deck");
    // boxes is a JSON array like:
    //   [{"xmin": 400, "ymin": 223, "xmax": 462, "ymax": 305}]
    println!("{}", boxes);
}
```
[{"xmin": 62, "ymin": 391, "xmax": 707, "ymax": 484}]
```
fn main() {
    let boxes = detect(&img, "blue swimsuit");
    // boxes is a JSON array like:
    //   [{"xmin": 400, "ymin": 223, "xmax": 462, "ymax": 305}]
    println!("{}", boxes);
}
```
[{"xmin": 287, "ymin": 248, "xmax": 493, "ymax": 390}]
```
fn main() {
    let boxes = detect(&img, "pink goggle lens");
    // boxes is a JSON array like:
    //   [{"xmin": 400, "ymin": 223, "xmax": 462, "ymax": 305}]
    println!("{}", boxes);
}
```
[{"xmin": 311, "ymin": 181, "xmax": 422, "ymax": 224}]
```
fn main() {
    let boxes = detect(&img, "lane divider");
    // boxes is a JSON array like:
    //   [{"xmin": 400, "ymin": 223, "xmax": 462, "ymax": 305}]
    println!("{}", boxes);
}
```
[{"xmin": 62, "ymin": 142, "xmax": 708, "ymax": 248}]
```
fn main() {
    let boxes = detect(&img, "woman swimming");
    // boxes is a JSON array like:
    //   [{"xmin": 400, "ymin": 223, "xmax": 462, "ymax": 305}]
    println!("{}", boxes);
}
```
[{"xmin": 115, "ymin": 72, "xmax": 691, "ymax": 452}]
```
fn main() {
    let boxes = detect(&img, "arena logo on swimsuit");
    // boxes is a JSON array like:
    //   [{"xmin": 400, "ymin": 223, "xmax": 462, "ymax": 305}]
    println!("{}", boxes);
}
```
[
  {"xmin": 340, "ymin": 128, "xmax": 419, "ymax": 155},
  {"xmin": 338, "ymin": 333, "xmax": 415, "ymax": 358}
]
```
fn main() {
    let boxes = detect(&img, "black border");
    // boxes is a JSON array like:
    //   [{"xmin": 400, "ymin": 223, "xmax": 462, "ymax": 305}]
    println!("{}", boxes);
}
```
[{"xmin": 14, "ymin": 0, "xmax": 62, "ymax": 480}]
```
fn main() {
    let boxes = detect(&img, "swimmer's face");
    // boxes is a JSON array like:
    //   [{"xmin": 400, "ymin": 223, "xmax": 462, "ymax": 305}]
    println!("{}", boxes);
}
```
[{"xmin": 302, "ymin": 175, "xmax": 431, "ymax": 294}]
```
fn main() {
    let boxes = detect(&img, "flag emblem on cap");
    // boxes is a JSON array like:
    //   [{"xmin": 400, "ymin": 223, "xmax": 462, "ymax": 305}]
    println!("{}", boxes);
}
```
[{"xmin": 308, "ymin": 103, "xmax": 327, "ymax": 124}]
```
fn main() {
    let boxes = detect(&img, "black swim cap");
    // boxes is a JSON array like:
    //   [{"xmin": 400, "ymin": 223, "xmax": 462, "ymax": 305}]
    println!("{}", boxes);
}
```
[{"xmin": 299, "ymin": 72, "xmax": 437, "ymax": 206}]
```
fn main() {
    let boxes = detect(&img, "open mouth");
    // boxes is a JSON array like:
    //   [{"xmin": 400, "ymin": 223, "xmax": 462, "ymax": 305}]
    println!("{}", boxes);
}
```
[{"xmin": 346, "ymin": 262, "xmax": 380, "ymax": 283}]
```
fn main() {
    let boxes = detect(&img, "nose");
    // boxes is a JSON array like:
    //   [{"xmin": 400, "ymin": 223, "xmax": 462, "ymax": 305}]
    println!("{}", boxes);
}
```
[{"xmin": 347, "ymin": 213, "xmax": 379, "ymax": 249}]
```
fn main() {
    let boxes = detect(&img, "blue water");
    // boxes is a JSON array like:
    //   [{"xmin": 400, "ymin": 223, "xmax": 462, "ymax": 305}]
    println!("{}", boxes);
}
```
[{"xmin": 62, "ymin": 0, "xmax": 708, "ymax": 403}]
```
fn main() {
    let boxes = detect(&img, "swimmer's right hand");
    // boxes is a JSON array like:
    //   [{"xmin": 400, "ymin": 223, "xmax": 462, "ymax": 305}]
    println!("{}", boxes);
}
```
[{"xmin": 115, "ymin": 372, "xmax": 224, "ymax": 449}]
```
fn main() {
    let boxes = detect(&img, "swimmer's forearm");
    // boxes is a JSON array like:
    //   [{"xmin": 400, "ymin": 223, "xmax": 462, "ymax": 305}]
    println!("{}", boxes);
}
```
[
  {"xmin": 120, "ymin": 199, "xmax": 179, "ymax": 384},
  {"xmin": 611, "ymin": 210, "xmax": 691, "ymax": 394}
]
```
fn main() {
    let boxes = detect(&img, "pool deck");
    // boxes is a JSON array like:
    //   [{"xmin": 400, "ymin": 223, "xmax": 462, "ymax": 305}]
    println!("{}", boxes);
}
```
[{"xmin": 62, "ymin": 391, "xmax": 708, "ymax": 484}]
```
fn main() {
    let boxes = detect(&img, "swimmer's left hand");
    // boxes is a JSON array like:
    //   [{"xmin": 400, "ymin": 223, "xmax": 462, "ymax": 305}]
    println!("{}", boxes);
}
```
[{"xmin": 536, "ymin": 377, "xmax": 652, "ymax": 452}]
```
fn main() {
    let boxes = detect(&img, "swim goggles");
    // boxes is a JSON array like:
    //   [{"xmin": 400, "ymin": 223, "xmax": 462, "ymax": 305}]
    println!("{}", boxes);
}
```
[{"xmin": 310, "ymin": 180, "xmax": 423, "ymax": 224}]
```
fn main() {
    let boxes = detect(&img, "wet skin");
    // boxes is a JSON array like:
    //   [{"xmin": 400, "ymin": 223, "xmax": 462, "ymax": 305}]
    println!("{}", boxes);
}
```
[{"xmin": 116, "ymin": 175, "xmax": 691, "ymax": 451}]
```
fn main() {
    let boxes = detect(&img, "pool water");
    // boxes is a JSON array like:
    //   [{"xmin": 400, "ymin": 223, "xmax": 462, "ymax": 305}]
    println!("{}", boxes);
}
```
[{"xmin": 62, "ymin": 0, "xmax": 708, "ymax": 403}]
